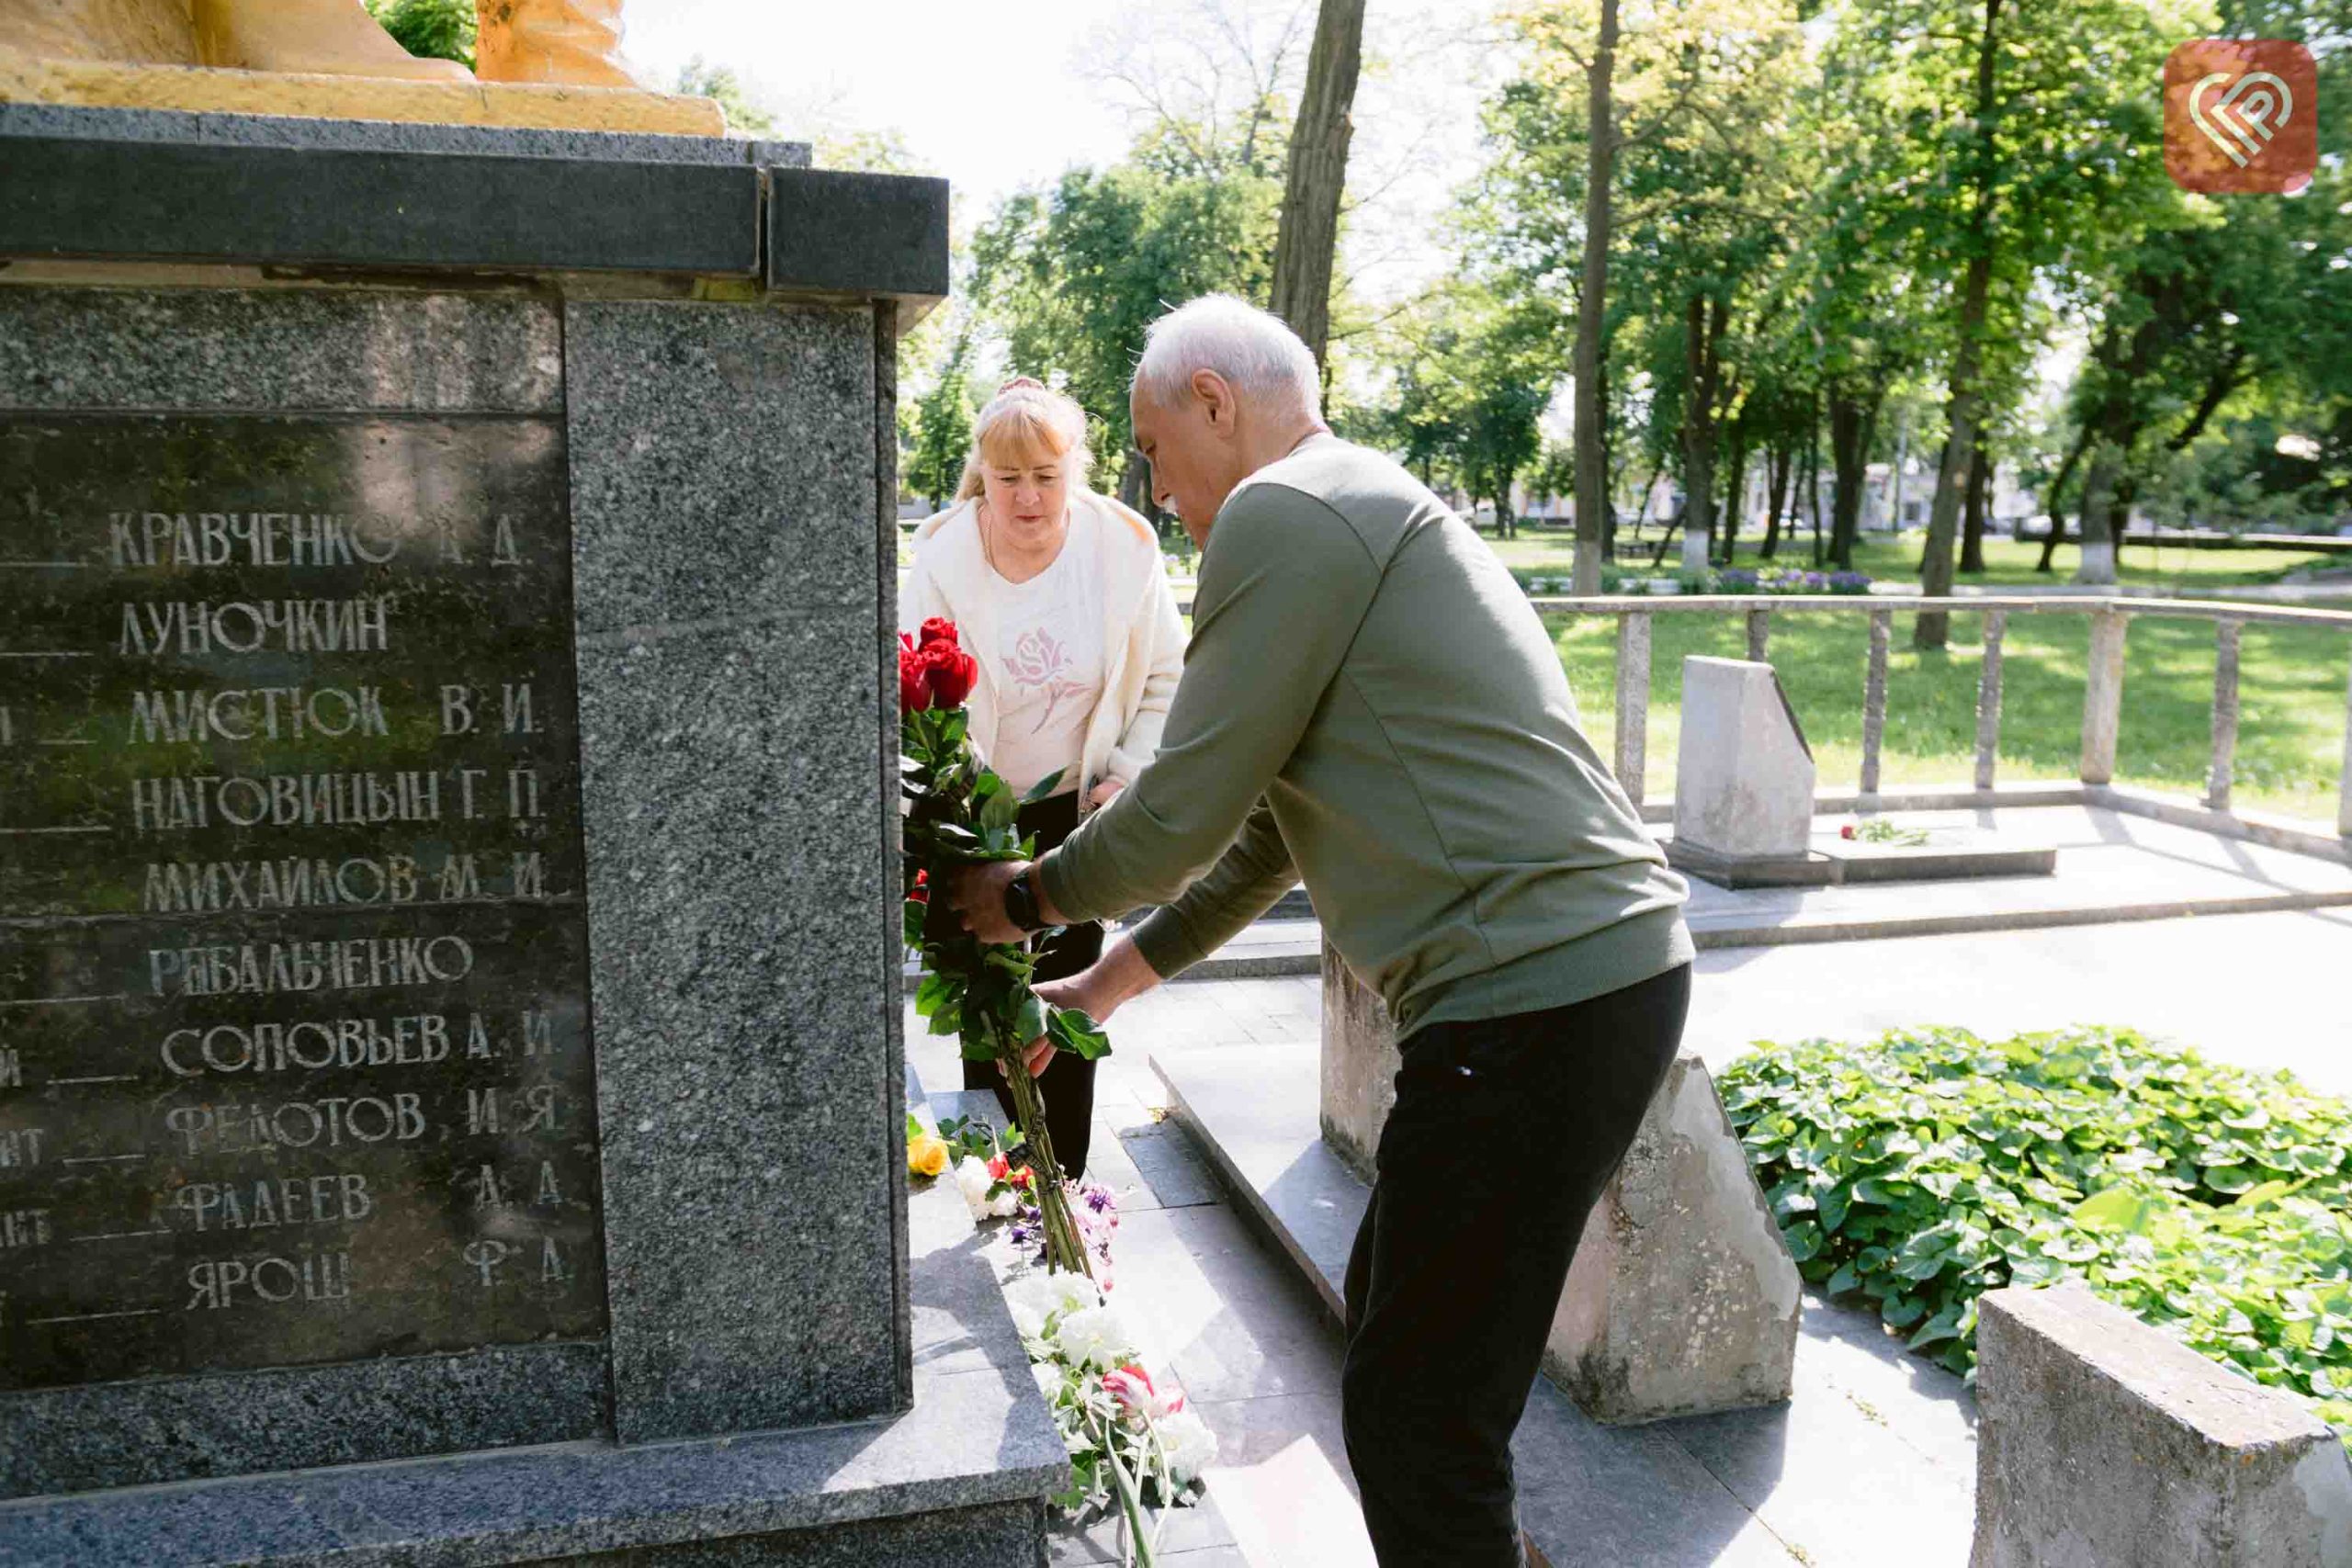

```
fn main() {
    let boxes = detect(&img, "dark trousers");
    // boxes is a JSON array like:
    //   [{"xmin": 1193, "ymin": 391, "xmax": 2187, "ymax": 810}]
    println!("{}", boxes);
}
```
[
  {"xmin": 962, "ymin": 791, "xmax": 1103, "ymax": 1179},
  {"xmin": 1341, "ymin": 963, "xmax": 1691, "ymax": 1567}
]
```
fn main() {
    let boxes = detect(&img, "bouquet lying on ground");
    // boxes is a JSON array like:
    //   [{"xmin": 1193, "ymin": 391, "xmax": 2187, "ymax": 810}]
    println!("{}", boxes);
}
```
[
  {"xmin": 1012, "ymin": 1268, "xmax": 1216, "ymax": 1564},
  {"xmin": 900, "ymin": 617, "xmax": 1112, "ymax": 1276}
]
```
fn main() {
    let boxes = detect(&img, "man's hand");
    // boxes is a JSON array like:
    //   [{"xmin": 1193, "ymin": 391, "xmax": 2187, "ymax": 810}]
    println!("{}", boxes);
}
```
[
  {"xmin": 944, "ymin": 860, "xmax": 1030, "ymax": 945},
  {"xmin": 1087, "ymin": 776, "xmax": 1128, "ymax": 809},
  {"xmin": 1017, "ymin": 936, "xmax": 1165, "ymax": 1077}
]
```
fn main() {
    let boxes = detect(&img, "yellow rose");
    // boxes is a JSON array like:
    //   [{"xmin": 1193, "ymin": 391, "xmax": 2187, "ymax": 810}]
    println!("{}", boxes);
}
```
[{"xmin": 907, "ymin": 1134, "xmax": 950, "ymax": 1179}]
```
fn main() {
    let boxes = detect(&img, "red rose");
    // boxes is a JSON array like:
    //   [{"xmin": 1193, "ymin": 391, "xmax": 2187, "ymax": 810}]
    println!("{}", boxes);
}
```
[
  {"xmin": 922, "ymin": 643, "xmax": 978, "ymax": 710},
  {"xmin": 987, "ymin": 1155, "xmax": 1009, "ymax": 1180},
  {"xmin": 909, "ymin": 870, "xmax": 930, "ymax": 905},
  {"xmin": 919, "ymin": 617, "xmax": 960, "ymax": 650},
  {"xmin": 898, "ymin": 637, "xmax": 933, "ymax": 714},
  {"xmin": 1840, "ymin": 823, "xmax": 1857, "ymax": 840}
]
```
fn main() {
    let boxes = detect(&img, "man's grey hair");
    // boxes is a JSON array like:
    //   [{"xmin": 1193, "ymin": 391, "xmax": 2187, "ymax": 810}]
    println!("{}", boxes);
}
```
[{"xmin": 1132, "ymin": 295, "xmax": 1320, "ymax": 414}]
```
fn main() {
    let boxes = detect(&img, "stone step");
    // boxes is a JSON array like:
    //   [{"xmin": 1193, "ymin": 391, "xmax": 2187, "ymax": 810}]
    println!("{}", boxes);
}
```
[{"xmin": 1148, "ymin": 1042, "xmax": 1980, "ymax": 1568}]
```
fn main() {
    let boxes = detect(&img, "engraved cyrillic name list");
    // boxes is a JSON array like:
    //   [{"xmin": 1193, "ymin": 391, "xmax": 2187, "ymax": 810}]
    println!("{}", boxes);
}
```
[{"xmin": 0, "ymin": 415, "xmax": 601, "ymax": 1391}]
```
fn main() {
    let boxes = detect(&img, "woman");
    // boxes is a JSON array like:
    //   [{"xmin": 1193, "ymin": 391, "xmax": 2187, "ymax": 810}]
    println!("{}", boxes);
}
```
[{"xmin": 903, "ymin": 379, "xmax": 1187, "ymax": 1178}]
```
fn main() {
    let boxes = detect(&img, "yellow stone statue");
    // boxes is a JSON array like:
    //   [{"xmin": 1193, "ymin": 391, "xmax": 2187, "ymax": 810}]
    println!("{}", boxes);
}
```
[{"xmin": 0, "ymin": 1, "xmax": 725, "ymax": 134}]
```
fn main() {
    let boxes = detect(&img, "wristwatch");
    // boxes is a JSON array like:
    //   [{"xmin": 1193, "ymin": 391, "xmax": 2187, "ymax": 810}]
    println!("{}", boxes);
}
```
[{"xmin": 1001, "ymin": 866, "xmax": 1046, "ymax": 935}]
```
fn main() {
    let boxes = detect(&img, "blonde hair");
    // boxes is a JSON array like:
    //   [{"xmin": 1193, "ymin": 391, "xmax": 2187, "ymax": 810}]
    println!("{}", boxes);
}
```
[{"xmin": 956, "ymin": 381, "xmax": 1093, "ymax": 502}]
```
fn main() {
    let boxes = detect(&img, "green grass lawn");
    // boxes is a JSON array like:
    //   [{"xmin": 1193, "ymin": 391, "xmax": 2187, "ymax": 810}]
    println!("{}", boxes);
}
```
[
  {"xmin": 1485, "ymin": 525, "xmax": 2345, "ymax": 592},
  {"xmin": 1544, "ymin": 606, "xmax": 2350, "ymax": 823}
]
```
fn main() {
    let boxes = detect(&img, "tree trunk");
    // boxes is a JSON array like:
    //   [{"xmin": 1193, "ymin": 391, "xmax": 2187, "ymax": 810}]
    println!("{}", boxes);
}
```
[
  {"xmin": 1960, "ymin": 444, "xmax": 1992, "ymax": 573},
  {"xmin": 1679, "ymin": 294, "xmax": 1725, "ymax": 575},
  {"xmin": 2075, "ymin": 441, "xmax": 2121, "ymax": 584},
  {"xmin": 1807, "ymin": 395, "xmax": 1826, "ymax": 568},
  {"xmin": 2037, "ymin": 423, "xmax": 2094, "ymax": 572},
  {"xmin": 1570, "ymin": 0, "xmax": 1619, "ymax": 595},
  {"xmin": 1917, "ymin": 0, "xmax": 2006, "ymax": 651},
  {"xmin": 1827, "ymin": 383, "xmax": 1874, "ymax": 570},
  {"xmin": 1888, "ymin": 410, "xmax": 1911, "ymax": 536},
  {"xmin": 1721, "ymin": 423, "xmax": 1750, "ymax": 565},
  {"xmin": 1119, "ymin": 449, "xmax": 1157, "ymax": 528},
  {"xmin": 1762, "ymin": 441, "xmax": 1789, "ymax": 560},
  {"xmin": 1267, "ymin": 0, "xmax": 1366, "ymax": 376}
]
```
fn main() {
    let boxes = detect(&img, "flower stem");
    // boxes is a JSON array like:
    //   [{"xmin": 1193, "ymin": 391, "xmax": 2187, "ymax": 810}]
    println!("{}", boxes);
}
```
[{"xmin": 1004, "ymin": 1047, "xmax": 1092, "ymax": 1278}]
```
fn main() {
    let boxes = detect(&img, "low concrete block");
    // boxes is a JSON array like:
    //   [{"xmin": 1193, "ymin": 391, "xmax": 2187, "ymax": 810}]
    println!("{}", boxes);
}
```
[
  {"xmin": 1671, "ymin": 657, "xmax": 1815, "ymax": 861},
  {"xmin": 1972, "ymin": 1283, "xmax": 2352, "ymax": 1568},
  {"xmin": 1319, "ymin": 948, "xmax": 1799, "ymax": 1423},
  {"xmin": 1318, "ymin": 941, "xmax": 1398, "ymax": 1183},
  {"xmin": 1544, "ymin": 1054, "xmax": 1802, "ymax": 1422}
]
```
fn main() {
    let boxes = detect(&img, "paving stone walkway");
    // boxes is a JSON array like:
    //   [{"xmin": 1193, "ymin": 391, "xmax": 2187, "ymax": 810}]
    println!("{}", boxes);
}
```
[{"xmin": 906, "ymin": 906, "xmax": 2349, "ymax": 1565}]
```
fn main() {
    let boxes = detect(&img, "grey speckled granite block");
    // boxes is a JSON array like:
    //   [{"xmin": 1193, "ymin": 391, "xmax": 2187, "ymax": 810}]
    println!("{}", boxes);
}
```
[
  {"xmin": 0, "ymin": 1342, "xmax": 605, "ymax": 1503},
  {"xmin": 0, "ymin": 103, "xmax": 805, "ymax": 166},
  {"xmin": 0, "ymin": 1179, "xmax": 1057, "ymax": 1567},
  {"xmin": 565, "ymin": 300, "xmax": 878, "ymax": 629},
  {"xmin": 567, "ymin": 299, "xmax": 905, "ymax": 1443},
  {"xmin": 0, "ymin": 287, "xmax": 562, "ymax": 413}
]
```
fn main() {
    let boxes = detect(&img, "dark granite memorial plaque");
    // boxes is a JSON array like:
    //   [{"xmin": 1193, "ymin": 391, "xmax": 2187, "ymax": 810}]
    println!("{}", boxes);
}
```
[{"xmin": 0, "ymin": 414, "xmax": 603, "ymax": 1393}]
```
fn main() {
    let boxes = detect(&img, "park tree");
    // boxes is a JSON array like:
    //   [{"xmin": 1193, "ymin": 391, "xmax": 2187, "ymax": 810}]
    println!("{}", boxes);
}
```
[
  {"xmin": 1837, "ymin": 0, "xmax": 2187, "ymax": 644},
  {"xmin": 673, "ymin": 57, "xmax": 775, "ymax": 133},
  {"xmin": 2040, "ymin": 0, "xmax": 2352, "ymax": 557},
  {"xmin": 1268, "ymin": 0, "xmax": 1368, "ymax": 375},
  {"xmin": 363, "ymin": 0, "xmax": 472, "ymax": 66},
  {"xmin": 904, "ymin": 335, "xmax": 976, "ymax": 512},
  {"xmin": 1491, "ymin": 0, "xmax": 1805, "ymax": 591},
  {"xmin": 965, "ymin": 0, "xmax": 1302, "ymax": 521},
  {"xmin": 1360, "ymin": 281, "xmax": 1556, "ymax": 532},
  {"xmin": 970, "ymin": 129, "xmax": 1284, "ymax": 518}
]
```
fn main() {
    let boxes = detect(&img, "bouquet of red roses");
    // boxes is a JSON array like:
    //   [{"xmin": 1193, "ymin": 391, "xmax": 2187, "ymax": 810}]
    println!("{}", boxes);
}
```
[{"xmin": 900, "ymin": 618, "xmax": 1111, "ymax": 1277}]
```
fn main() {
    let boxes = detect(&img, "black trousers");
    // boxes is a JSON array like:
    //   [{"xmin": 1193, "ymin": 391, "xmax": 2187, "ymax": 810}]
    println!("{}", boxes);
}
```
[
  {"xmin": 962, "ymin": 791, "xmax": 1103, "ymax": 1179},
  {"xmin": 1341, "ymin": 963, "xmax": 1691, "ymax": 1567}
]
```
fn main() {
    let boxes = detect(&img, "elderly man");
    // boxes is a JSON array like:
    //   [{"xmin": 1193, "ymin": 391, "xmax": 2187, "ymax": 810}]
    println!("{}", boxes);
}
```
[{"xmin": 948, "ymin": 296, "xmax": 1692, "ymax": 1567}]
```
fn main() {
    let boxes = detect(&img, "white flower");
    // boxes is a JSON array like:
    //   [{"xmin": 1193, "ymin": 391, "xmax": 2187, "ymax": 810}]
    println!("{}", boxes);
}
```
[
  {"xmin": 1156, "ymin": 1409, "xmax": 1219, "ymax": 1485},
  {"xmin": 1004, "ymin": 1269, "xmax": 1099, "ymax": 1341},
  {"xmin": 955, "ymin": 1157, "xmax": 994, "ymax": 1220},
  {"xmin": 989, "ymin": 1188, "xmax": 1022, "ymax": 1218},
  {"xmin": 1053, "ymin": 1303, "xmax": 1136, "ymax": 1371},
  {"xmin": 1031, "ymin": 1359, "xmax": 1064, "ymax": 1403}
]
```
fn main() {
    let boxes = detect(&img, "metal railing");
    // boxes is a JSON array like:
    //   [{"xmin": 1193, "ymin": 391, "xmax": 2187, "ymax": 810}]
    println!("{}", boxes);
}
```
[{"xmin": 1522, "ymin": 594, "xmax": 2352, "ymax": 844}]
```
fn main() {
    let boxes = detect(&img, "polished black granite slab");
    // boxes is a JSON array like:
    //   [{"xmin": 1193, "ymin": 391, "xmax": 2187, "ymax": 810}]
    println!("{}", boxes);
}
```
[{"xmin": 0, "ymin": 412, "xmax": 601, "ymax": 1393}]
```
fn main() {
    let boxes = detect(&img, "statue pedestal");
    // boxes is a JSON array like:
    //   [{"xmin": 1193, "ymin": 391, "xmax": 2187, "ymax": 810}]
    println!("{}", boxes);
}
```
[{"xmin": 0, "ymin": 107, "xmax": 1053, "ymax": 1568}]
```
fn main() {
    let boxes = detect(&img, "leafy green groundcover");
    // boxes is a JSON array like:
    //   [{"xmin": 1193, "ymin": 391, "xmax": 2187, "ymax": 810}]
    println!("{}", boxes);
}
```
[{"xmin": 1718, "ymin": 1026, "xmax": 2352, "ymax": 1449}]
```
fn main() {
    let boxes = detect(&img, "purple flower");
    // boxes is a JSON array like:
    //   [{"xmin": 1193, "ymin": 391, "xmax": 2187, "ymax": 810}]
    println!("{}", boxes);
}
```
[{"xmin": 1083, "ymin": 1185, "xmax": 1118, "ymax": 1215}]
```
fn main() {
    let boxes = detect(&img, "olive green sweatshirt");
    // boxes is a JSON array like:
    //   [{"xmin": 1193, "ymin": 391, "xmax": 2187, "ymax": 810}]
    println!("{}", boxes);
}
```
[{"xmin": 1036, "ymin": 434, "xmax": 1690, "ymax": 1038}]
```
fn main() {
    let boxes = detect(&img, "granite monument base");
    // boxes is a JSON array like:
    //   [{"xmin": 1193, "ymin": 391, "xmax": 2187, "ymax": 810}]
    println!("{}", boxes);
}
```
[
  {"xmin": 1666, "ymin": 829, "xmax": 2060, "ymax": 890},
  {"xmin": 0, "ymin": 106, "xmax": 1055, "ymax": 1564}
]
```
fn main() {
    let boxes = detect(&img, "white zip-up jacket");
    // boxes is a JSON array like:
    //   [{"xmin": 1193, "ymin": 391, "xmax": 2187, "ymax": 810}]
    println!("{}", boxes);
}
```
[{"xmin": 902, "ymin": 491, "xmax": 1187, "ymax": 816}]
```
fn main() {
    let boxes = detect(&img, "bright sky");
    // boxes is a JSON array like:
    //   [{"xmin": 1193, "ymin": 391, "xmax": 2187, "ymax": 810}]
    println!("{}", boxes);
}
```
[
  {"xmin": 622, "ymin": 0, "xmax": 1136, "ymax": 214},
  {"xmin": 620, "ymin": 0, "xmax": 1506, "ymax": 302}
]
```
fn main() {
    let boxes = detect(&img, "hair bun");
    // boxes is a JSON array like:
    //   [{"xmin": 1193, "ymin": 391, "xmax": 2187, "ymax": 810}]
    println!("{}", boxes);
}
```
[{"xmin": 995, "ymin": 376, "xmax": 1047, "ymax": 396}]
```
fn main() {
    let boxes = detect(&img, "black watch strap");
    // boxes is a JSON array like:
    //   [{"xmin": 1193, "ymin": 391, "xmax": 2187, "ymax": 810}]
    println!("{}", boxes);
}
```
[{"xmin": 1001, "ymin": 867, "xmax": 1045, "ymax": 934}]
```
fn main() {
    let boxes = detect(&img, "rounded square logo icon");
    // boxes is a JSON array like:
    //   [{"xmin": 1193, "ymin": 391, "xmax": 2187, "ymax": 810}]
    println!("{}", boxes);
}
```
[{"xmin": 2165, "ymin": 39, "xmax": 2317, "ymax": 194}]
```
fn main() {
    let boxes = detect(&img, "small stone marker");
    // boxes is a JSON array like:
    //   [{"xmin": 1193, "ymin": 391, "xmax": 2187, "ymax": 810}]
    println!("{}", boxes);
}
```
[
  {"xmin": 1544, "ymin": 1053, "xmax": 1801, "ymax": 1422},
  {"xmin": 1670, "ymin": 657, "xmax": 1815, "ymax": 865},
  {"xmin": 1973, "ymin": 1283, "xmax": 2352, "ymax": 1568},
  {"xmin": 1320, "ymin": 944, "xmax": 1799, "ymax": 1422}
]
